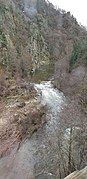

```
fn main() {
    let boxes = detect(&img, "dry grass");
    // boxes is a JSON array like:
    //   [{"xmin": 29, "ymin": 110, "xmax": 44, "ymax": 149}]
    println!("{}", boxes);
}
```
[{"xmin": 0, "ymin": 98, "xmax": 46, "ymax": 157}]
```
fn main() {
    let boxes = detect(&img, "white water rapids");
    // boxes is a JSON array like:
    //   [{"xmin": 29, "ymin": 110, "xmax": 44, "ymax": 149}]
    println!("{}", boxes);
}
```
[
  {"xmin": 35, "ymin": 81, "xmax": 64, "ymax": 133},
  {"xmin": 35, "ymin": 81, "xmax": 63, "ymax": 114},
  {"xmin": 0, "ymin": 81, "xmax": 65, "ymax": 179}
]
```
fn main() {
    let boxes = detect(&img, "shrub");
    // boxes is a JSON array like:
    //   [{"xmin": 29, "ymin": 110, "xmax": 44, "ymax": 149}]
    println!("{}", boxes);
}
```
[{"xmin": 70, "ymin": 38, "xmax": 87, "ymax": 68}]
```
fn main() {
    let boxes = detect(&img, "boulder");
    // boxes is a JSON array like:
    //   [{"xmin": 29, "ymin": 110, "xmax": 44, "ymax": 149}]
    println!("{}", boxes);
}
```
[{"xmin": 64, "ymin": 167, "xmax": 87, "ymax": 179}]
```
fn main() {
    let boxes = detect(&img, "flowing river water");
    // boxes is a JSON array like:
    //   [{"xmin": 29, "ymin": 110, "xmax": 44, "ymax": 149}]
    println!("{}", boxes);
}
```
[{"xmin": 0, "ymin": 81, "xmax": 65, "ymax": 179}]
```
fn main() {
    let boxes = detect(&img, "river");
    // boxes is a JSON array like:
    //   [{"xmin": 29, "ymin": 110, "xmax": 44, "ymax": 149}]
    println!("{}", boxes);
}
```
[{"xmin": 0, "ymin": 81, "xmax": 65, "ymax": 179}]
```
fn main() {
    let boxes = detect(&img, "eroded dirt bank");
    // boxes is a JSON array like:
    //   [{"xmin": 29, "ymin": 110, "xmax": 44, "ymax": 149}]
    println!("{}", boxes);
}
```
[
  {"xmin": 0, "ymin": 81, "xmax": 64, "ymax": 179},
  {"xmin": 0, "ymin": 82, "xmax": 46, "ymax": 158}
]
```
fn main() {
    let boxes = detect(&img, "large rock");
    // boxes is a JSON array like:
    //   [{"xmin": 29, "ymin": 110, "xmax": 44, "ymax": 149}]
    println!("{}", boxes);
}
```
[
  {"xmin": 24, "ymin": 0, "xmax": 37, "ymax": 17},
  {"xmin": 64, "ymin": 167, "xmax": 87, "ymax": 179}
]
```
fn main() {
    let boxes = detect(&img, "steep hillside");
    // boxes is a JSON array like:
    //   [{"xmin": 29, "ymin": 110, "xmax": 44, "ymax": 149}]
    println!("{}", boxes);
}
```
[
  {"xmin": 0, "ymin": 0, "xmax": 51, "ymax": 81},
  {"xmin": 0, "ymin": 1, "xmax": 87, "ymax": 178},
  {"xmin": 0, "ymin": 0, "xmax": 87, "ymax": 84}
]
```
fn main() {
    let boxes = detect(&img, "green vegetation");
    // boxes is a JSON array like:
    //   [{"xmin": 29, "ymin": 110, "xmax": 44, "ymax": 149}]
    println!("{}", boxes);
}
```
[
  {"xmin": 70, "ymin": 38, "xmax": 87, "ymax": 68},
  {"xmin": 0, "ymin": 1, "xmax": 87, "ymax": 179},
  {"xmin": 0, "ymin": 29, "xmax": 7, "ymax": 48}
]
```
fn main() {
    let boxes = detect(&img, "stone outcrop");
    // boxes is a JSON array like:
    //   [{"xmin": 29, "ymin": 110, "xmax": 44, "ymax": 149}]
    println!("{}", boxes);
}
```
[{"xmin": 64, "ymin": 167, "xmax": 87, "ymax": 179}]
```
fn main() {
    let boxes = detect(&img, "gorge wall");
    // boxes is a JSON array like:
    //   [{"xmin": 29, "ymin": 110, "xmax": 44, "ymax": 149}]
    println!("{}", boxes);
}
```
[{"xmin": 0, "ymin": 1, "xmax": 87, "ymax": 178}]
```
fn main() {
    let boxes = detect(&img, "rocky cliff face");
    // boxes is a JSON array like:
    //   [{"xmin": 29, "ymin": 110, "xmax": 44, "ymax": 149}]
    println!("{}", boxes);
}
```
[{"xmin": 64, "ymin": 167, "xmax": 87, "ymax": 179}]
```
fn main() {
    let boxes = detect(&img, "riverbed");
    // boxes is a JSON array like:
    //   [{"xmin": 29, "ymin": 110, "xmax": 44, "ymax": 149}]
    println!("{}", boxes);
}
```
[{"xmin": 0, "ymin": 81, "xmax": 65, "ymax": 179}]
